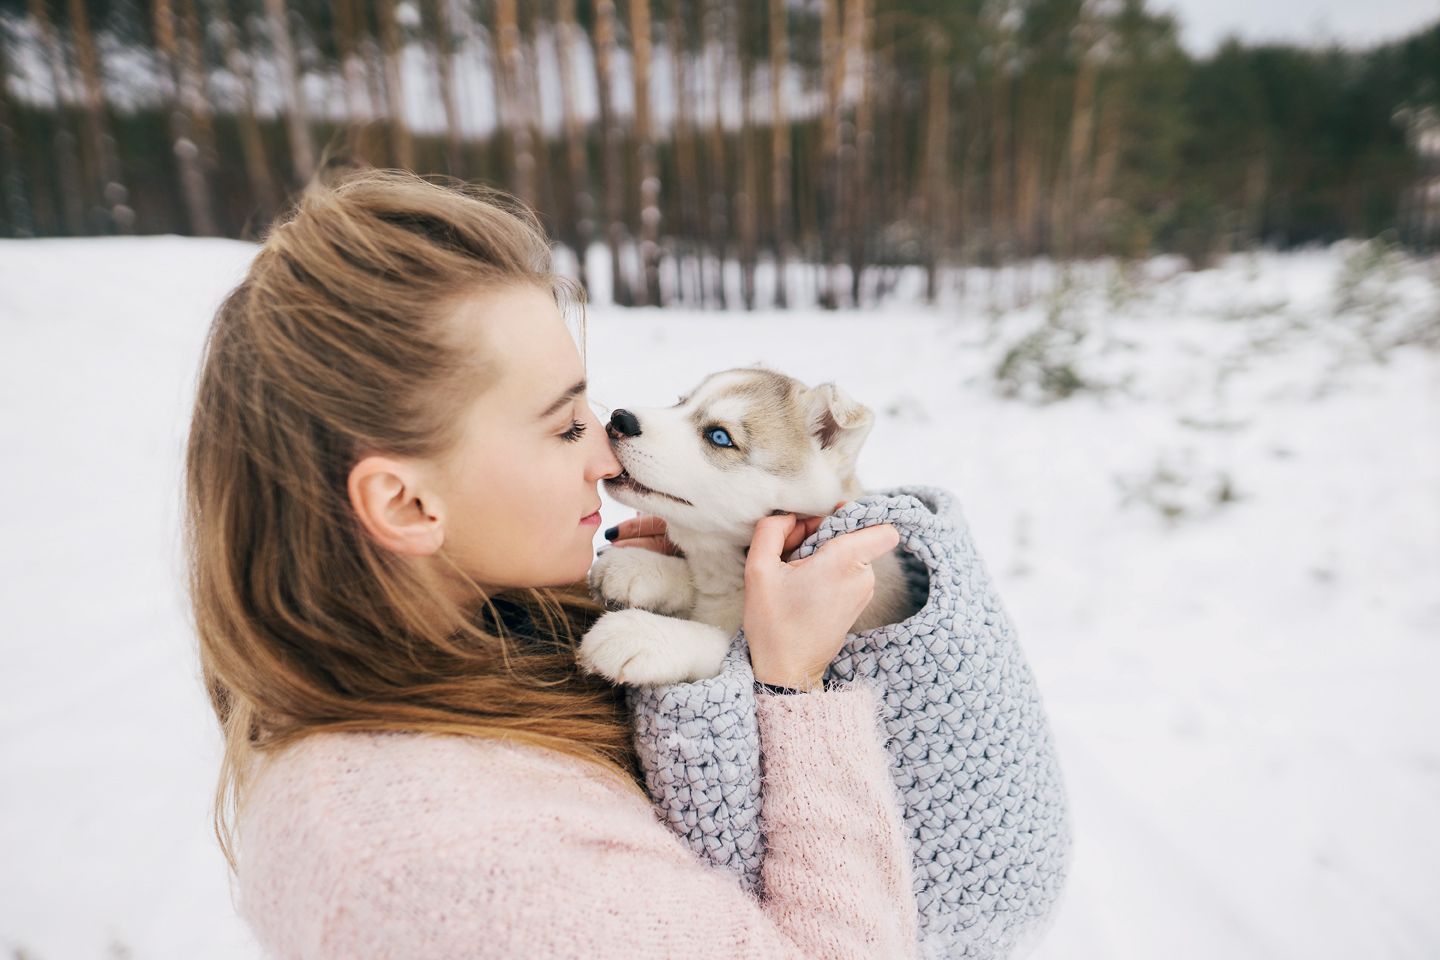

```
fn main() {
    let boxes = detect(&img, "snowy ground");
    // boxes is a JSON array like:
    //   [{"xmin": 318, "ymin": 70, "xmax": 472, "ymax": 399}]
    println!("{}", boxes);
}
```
[{"xmin": 2, "ymin": 237, "xmax": 1437, "ymax": 959}]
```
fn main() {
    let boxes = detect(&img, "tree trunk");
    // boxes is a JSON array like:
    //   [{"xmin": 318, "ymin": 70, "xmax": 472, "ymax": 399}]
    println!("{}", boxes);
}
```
[
  {"xmin": 495, "ymin": 0, "xmax": 533, "ymax": 204},
  {"xmin": 517, "ymin": 3, "xmax": 555, "ymax": 223},
  {"xmin": 26, "ymin": 0, "xmax": 84, "ymax": 234},
  {"xmin": 844, "ymin": 0, "xmax": 871, "ymax": 308},
  {"xmin": 154, "ymin": 0, "xmax": 217, "ymax": 235},
  {"xmin": 736, "ymin": 0, "xmax": 758, "ymax": 309},
  {"xmin": 816, "ymin": 0, "xmax": 844, "ymax": 308},
  {"xmin": 331, "ymin": 0, "xmax": 366, "ymax": 146},
  {"xmin": 429, "ymin": 0, "xmax": 463, "ymax": 176},
  {"xmin": 556, "ymin": 0, "xmax": 595, "ymax": 293},
  {"xmin": 768, "ymin": 0, "xmax": 791, "ymax": 308},
  {"xmin": 921, "ymin": 36, "xmax": 950, "ymax": 304},
  {"xmin": 667, "ymin": 0, "xmax": 703, "ymax": 306},
  {"xmin": 208, "ymin": 0, "xmax": 277, "ymax": 226},
  {"xmin": 593, "ymin": 0, "xmax": 632, "ymax": 306},
  {"xmin": 702, "ymin": 0, "xmax": 730, "ymax": 309},
  {"xmin": 67, "ymin": 0, "xmax": 133, "ymax": 231},
  {"xmin": 628, "ymin": 0, "xmax": 663, "ymax": 306},
  {"xmin": 263, "ymin": 0, "xmax": 315, "ymax": 184},
  {"xmin": 1059, "ymin": 33, "xmax": 1097, "ymax": 258},
  {"xmin": 0, "ymin": 34, "xmax": 34, "ymax": 236},
  {"xmin": 378, "ymin": 0, "xmax": 414, "ymax": 169}
]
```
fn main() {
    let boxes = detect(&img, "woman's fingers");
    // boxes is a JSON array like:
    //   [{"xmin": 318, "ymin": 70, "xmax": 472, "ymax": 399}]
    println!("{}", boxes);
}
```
[
  {"xmin": 604, "ymin": 514, "xmax": 682, "ymax": 555},
  {"xmin": 781, "ymin": 514, "xmax": 826, "ymax": 559},
  {"xmin": 610, "ymin": 515, "xmax": 667, "ymax": 540},
  {"xmin": 746, "ymin": 513, "xmax": 799, "ymax": 572},
  {"xmin": 814, "ymin": 522, "xmax": 900, "ymax": 568},
  {"xmin": 610, "ymin": 534, "xmax": 681, "ymax": 555}
]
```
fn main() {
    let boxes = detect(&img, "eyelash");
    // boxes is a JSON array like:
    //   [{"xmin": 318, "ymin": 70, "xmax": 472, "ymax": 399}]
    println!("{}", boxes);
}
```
[{"xmin": 559, "ymin": 419, "xmax": 587, "ymax": 443}]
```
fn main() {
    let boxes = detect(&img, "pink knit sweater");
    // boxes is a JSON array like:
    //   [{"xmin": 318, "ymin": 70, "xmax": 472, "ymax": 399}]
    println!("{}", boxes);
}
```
[{"xmin": 235, "ymin": 680, "xmax": 920, "ymax": 959}]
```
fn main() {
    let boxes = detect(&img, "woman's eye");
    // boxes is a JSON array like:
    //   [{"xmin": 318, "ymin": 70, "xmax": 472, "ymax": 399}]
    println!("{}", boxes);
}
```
[
  {"xmin": 706, "ymin": 427, "xmax": 734, "ymax": 448},
  {"xmin": 560, "ymin": 419, "xmax": 588, "ymax": 443}
]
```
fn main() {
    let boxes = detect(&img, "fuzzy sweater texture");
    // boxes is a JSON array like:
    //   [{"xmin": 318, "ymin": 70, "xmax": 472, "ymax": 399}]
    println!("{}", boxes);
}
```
[{"xmin": 235, "ymin": 679, "xmax": 920, "ymax": 959}]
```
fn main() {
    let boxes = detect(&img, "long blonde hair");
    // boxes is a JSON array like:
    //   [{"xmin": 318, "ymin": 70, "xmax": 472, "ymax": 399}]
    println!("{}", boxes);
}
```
[{"xmin": 182, "ymin": 161, "xmax": 645, "ymax": 872}]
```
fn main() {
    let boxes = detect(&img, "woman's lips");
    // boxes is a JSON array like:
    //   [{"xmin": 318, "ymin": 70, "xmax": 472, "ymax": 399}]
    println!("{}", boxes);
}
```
[{"xmin": 580, "ymin": 508, "xmax": 602, "ymax": 526}]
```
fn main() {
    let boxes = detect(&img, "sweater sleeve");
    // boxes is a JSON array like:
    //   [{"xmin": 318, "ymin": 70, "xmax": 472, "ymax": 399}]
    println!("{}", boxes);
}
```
[{"xmin": 309, "ymin": 681, "xmax": 919, "ymax": 960}]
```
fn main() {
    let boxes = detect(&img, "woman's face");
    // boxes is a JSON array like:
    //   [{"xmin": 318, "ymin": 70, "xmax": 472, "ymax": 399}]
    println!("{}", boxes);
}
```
[{"xmin": 428, "ymin": 283, "xmax": 621, "ymax": 592}]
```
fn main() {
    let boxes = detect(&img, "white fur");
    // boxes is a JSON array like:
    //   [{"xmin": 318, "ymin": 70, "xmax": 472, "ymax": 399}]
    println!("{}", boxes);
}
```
[
  {"xmin": 575, "ymin": 609, "xmax": 734, "ymax": 685},
  {"xmin": 587, "ymin": 547, "xmax": 696, "ymax": 616},
  {"xmin": 577, "ymin": 367, "xmax": 919, "ymax": 687}
]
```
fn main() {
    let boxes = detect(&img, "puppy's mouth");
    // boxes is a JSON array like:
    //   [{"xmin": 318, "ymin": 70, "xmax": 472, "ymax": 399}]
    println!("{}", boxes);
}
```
[{"xmin": 604, "ymin": 468, "xmax": 694, "ymax": 507}]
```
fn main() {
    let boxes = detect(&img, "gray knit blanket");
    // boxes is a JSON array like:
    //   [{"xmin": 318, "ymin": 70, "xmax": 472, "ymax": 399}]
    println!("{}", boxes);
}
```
[{"xmin": 625, "ymin": 486, "xmax": 1072, "ymax": 959}]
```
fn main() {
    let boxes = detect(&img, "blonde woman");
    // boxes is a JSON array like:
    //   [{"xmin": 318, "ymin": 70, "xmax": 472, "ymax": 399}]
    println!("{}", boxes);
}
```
[{"xmin": 185, "ymin": 162, "xmax": 917, "ymax": 958}]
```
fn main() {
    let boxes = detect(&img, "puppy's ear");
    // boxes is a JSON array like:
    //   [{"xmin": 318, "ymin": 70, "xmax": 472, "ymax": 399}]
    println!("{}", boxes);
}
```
[{"xmin": 805, "ymin": 382, "xmax": 874, "ymax": 468}]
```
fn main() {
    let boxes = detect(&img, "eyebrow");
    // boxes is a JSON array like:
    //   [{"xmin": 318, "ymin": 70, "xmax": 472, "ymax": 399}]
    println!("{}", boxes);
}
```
[{"xmin": 537, "ymin": 378, "xmax": 587, "ymax": 419}]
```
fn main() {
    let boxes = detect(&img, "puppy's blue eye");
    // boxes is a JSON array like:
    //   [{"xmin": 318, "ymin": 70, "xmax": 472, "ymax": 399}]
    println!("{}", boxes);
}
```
[{"xmin": 707, "ymin": 427, "xmax": 734, "ymax": 448}]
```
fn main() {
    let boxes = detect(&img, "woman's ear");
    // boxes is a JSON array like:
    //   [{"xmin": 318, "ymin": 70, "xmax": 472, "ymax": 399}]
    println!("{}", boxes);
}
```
[{"xmin": 347, "ymin": 455, "xmax": 445, "ymax": 556}]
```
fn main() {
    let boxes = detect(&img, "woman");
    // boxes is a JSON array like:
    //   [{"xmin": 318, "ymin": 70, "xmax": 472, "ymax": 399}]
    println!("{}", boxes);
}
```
[{"xmin": 184, "ymin": 163, "xmax": 917, "ymax": 958}]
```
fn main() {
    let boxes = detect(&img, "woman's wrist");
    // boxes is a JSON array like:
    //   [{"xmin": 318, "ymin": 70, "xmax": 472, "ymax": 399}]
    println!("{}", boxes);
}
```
[{"xmin": 754, "ymin": 676, "xmax": 829, "ymax": 695}]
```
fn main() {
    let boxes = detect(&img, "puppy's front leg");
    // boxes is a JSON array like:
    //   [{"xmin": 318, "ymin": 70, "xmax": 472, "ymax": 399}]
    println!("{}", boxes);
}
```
[
  {"xmin": 577, "ymin": 609, "xmax": 733, "ymax": 685},
  {"xmin": 588, "ymin": 547, "xmax": 696, "ymax": 616}
]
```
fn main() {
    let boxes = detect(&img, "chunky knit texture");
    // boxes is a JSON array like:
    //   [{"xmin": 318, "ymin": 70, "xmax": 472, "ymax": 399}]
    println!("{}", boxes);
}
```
[
  {"xmin": 627, "ymin": 486, "xmax": 1072, "ymax": 959},
  {"xmin": 234, "ymin": 680, "xmax": 920, "ymax": 959}
]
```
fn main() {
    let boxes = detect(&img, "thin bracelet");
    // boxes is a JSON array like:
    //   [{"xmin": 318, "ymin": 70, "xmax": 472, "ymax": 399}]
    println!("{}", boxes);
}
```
[{"xmin": 754, "ymin": 678, "xmax": 831, "ymax": 695}]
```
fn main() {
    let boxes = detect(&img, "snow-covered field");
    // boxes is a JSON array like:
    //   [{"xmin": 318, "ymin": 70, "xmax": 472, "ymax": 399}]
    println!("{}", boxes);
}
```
[{"xmin": 2, "ymin": 237, "xmax": 1437, "ymax": 959}]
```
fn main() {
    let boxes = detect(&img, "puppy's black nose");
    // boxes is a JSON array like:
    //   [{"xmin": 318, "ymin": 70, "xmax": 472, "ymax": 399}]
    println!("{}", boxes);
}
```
[{"xmin": 608, "ymin": 408, "xmax": 642, "ymax": 438}]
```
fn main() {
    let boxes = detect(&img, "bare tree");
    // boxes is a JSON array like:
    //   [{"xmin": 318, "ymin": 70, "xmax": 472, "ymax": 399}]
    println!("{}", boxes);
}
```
[
  {"xmin": 666, "ymin": 0, "xmax": 703, "ymax": 306},
  {"xmin": 920, "ymin": 31, "xmax": 950, "ymax": 303},
  {"xmin": 25, "ymin": 0, "xmax": 83, "ymax": 233},
  {"xmin": 207, "ymin": 0, "xmax": 278, "ymax": 226},
  {"xmin": 593, "ymin": 0, "xmax": 632, "ymax": 305},
  {"xmin": 841, "ymin": 0, "xmax": 871, "ymax": 307},
  {"xmin": 702, "ymin": 0, "xmax": 731, "ymax": 309},
  {"xmin": 264, "ymin": 0, "xmax": 315, "ymax": 183},
  {"xmin": 628, "ymin": 0, "xmax": 663, "ymax": 306},
  {"xmin": 495, "ymin": 0, "xmax": 534, "ymax": 205},
  {"xmin": 154, "ymin": 0, "xmax": 217, "ymax": 234},
  {"xmin": 379, "ymin": 0, "xmax": 414, "ymax": 169},
  {"xmin": 555, "ymin": 0, "xmax": 596, "ymax": 293},
  {"xmin": 0, "ymin": 30, "xmax": 34, "ymax": 236},
  {"xmin": 428, "ymin": 0, "xmax": 464, "ymax": 174},
  {"xmin": 768, "ymin": 0, "xmax": 791, "ymax": 307},
  {"xmin": 67, "ymin": 0, "xmax": 133, "ymax": 231},
  {"xmin": 735, "ymin": 0, "xmax": 758, "ymax": 309}
]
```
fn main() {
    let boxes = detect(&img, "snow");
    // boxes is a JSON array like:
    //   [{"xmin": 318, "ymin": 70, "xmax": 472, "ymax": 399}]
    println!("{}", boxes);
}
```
[{"xmin": 1, "ymin": 237, "xmax": 1437, "ymax": 958}]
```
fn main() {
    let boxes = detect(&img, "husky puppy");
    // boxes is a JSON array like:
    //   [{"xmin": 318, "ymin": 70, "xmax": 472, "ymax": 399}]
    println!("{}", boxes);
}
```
[{"xmin": 577, "ymin": 365, "xmax": 918, "ymax": 686}]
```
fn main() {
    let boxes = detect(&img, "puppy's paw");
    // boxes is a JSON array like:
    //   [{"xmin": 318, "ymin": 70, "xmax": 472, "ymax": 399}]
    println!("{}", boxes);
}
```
[
  {"xmin": 577, "ymin": 609, "xmax": 695, "ymax": 685},
  {"xmin": 577, "ymin": 610, "xmax": 733, "ymax": 686},
  {"xmin": 588, "ymin": 548, "xmax": 694, "ymax": 615}
]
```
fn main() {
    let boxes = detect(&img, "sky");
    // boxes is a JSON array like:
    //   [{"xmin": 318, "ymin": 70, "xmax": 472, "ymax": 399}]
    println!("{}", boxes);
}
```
[{"xmin": 1154, "ymin": 0, "xmax": 1440, "ymax": 53}]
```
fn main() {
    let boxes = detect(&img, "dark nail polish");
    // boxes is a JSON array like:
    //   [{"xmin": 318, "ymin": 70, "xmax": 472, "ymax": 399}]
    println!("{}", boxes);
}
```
[{"xmin": 603, "ymin": 525, "xmax": 619, "ymax": 540}]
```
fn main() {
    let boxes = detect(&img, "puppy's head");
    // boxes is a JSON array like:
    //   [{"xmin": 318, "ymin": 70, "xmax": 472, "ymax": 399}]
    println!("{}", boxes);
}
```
[{"xmin": 603, "ymin": 365, "xmax": 874, "ymax": 539}]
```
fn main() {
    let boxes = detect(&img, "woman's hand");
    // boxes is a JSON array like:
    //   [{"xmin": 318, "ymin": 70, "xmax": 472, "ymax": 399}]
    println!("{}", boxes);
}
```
[
  {"xmin": 742, "ymin": 512, "xmax": 900, "ymax": 691},
  {"xmin": 607, "ymin": 509, "xmax": 840, "ymax": 562},
  {"xmin": 605, "ymin": 515, "xmax": 684, "ymax": 556}
]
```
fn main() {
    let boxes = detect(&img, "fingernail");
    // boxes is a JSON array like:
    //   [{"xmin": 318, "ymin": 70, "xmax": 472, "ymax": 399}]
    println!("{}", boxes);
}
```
[{"xmin": 603, "ymin": 525, "xmax": 619, "ymax": 540}]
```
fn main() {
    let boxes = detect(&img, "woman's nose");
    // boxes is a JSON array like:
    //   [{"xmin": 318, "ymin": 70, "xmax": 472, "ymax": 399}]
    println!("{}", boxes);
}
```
[
  {"xmin": 589, "ymin": 412, "xmax": 624, "ymax": 480},
  {"xmin": 608, "ymin": 409, "xmax": 642, "ymax": 438}
]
